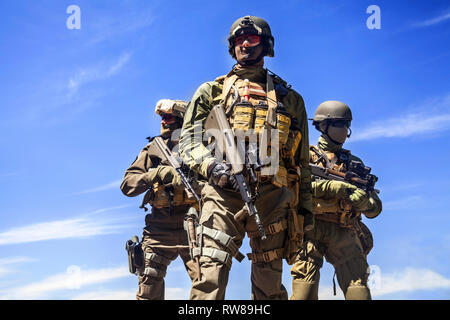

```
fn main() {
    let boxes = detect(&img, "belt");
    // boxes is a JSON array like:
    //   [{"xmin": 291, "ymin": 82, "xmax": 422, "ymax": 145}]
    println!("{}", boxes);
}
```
[{"xmin": 315, "ymin": 212, "xmax": 357, "ymax": 227}]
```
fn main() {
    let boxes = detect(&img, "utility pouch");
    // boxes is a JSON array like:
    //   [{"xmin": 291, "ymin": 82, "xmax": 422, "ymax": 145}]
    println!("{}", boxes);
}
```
[
  {"xmin": 282, "ymin": 130, "xmax": 302, "ymax": 159},
  {"xmin": 231, "ymin": 101, "xmax": 254, "ymax": 134},
  {"xmin": 254, "ymin": 103, "xmax": 268, "ymax": 137},
  {"xmin": 125, "ymin": 236, "xmax": 144, "ymax": 275},
  {"xmin": 271, "ymin": 165, "xmax": 288, "ymax": 188},
  {"xmin": 276, "ymin": 108, "xmax": 291, "ymax": 145},
  {"xmin": 254, "ymin": 103, "xmax": 291, "ymax": 147},
  {"xmin": 150, "ymin": 182, "xmax": 197, "ymax": 210},
  {"xmin": 257, "ymin": 165, "xmax": 288, "ymax": 188}
]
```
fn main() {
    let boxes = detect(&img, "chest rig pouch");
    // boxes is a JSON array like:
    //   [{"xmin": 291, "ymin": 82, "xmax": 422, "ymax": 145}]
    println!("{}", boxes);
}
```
[{"xmin": 221, "ymin": 71, "xmax": 302, "ymax": 189}]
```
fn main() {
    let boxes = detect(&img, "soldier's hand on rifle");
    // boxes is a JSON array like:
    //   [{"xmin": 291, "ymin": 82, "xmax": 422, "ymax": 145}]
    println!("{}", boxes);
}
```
[
  {"xmin": 314, "ymin": 180, "xmax": 357, "ymax": 199},
  {"xmin": 207, "ymin": 162, "xmax": 239, "ymax": 192},
  {"xmin": 348, "ymin": 187, "xmax": 370, "ymax": 211},
  {"xmin": 156, "ymin": 166, "xmax": 184, "ymax": 189}
]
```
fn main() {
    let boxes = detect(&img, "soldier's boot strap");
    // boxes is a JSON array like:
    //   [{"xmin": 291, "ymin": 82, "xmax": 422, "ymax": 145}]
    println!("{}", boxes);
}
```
[
  {"xmin": 143, "ymin": 252, "xmax": 172, "ymax": 279},
  {"xmin": 290, "ymin": 280, "xmax": 319, "ymax": 300},
  {"xmin": 192, "ymin": 247, "xmax": 232, "ymax": 269},
  {"xmin": 247, "ymin": 248, "xmax": 284, "ymax": 263},
  {"xmin": 345, "ymin": 285, "xmax": 372, "ymax": 300},
  {"xmin": 196, "ymin": 225, "xmax": 245, "ymax": 262},
  {"xmin": 246, "ymin": 218, "xmax": 288, "ymax": 239}
]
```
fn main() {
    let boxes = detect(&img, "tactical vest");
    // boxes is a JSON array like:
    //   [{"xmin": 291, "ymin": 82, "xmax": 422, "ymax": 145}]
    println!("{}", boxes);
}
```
[
  {"xmin": 310, "ymin": 145, "xmax": 374, "ymax": 254},
  {"xmin": 149, "ymin": 182, "xmax": 198, "ymax": 209},
  {"xmin": 216, "ymin": 71, "xmax": 302, "ymax": 188},
  {"xmin": 310, "ymin": 145, "xmax": 360, "ymax": 219},
  {"xmin": 140, "ymin": 148, "xmax": 199, "ymax": 212}
]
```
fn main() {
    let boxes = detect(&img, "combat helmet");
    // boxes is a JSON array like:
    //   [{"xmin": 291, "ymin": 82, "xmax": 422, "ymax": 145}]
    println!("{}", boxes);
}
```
[
  {"xmin": 155, "ymin": 99, "xmax": 188, "ymax": 118},
  {"xmin": 227, "ymin": 15, "xmax": 274, "ymax": 58},
  {"xmin": 311, "ymin": 100, "xmax": 353, "ymax": 126},
  {"xmin": 311, "ymin": 100, "xmax": 353, "ymax": 144},
  {"xmin": 155, "ymin": 99, "xmax": 188, "ymax": 139}
]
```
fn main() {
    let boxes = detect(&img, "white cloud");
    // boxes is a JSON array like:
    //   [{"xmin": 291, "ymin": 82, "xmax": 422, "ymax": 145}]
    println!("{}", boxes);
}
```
[
  {"xmin": 317, "ymin": 267, "xmax": 450, "ymax": 299},
  {"xmin": 413, "ymin": 12, "xmax": 450, "ymax": 28},
  {"xmin": 0, "ymin": 208, "xmax": 131, "ymax": 246},
  {"xmin": 351, "ymin": 95, "xmax": 450, "ymax": 142},
  {"xmin": 0, "ymin": 266, "xmax": 129, "ymax": 300},
  {"xmin": 371, "ymin": 267, "xmax": 450, "ymax": 297},
  {"xmin": 383, "ymin": 195, "xmax": 424, "ymax": 211},
  {"xmin": 351, "ymin": 114, "xmax": 450, "ymax": 141},
  {"xmin": 87, "ymin": 10, "xmax": 154, "ymax": 45},
  {"xmin": 68, "ymin": 52, "xmax": 131, "ymax": 94},
  {"xmin": 0, "ymin": 262, "xmax": 188, "ymax": 300},
  {"xmin": 74, "ymin": 179, "xmax": 123, "ymax": 195},
  {"xmin": 0, "ymin": 257, "xmax": 35, "ymax": 278}
]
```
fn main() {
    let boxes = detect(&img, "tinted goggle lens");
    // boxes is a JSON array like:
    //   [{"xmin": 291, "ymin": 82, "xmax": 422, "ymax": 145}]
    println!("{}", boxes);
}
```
[
  {"xmin": 161, "ymin": 114, "xmax": 176, "ymax": 122},
  {"xmin": 330, "ymin": 120, "xmax": 351, "ymax": 128},
  {"xmin": 235, "ymin": 34, "xmax": 261, "ymax": 47}
]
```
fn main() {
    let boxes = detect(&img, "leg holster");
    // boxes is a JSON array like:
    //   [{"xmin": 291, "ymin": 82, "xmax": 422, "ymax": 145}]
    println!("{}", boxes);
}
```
[{"xmin": 192, "ymin": 225, "xmax": 245, "ymax": 269}]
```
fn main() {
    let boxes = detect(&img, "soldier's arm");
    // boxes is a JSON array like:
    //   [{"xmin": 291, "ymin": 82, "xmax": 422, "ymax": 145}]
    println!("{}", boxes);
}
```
[
  {"xmin": 348, "ymin": 154, "xmax": 383, "ymax": 218},
  {"xmin": 286, "ymin": 91, "xmax": 312, "ymax": 213},
  {"xmin": 179, "ymin": 82, "xmax": 218, "ymax": 178},
  {"xmin": 363, "ymin": 191, "xmax": 382, "ymax": 218},
  {"xmin": 120, "ymin": 145, "xmax": 160, "ymax": 197},
  {"xmin": 312, "ymin": 179, "xmax": 354, "ymax": 200}
]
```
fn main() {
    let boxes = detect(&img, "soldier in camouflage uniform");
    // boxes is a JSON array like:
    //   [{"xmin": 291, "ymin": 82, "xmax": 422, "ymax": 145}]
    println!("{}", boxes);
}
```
[
  {"xmin": 179, "ymin": 16, "xmax": 313, "ymax": 300},
  {"xmin": 290, "ymin": 101, "xmax": 382, "ymax": 300},
  {"xmin": 121, "ymin": 99, "xmax": 198, "ymax": 300}
]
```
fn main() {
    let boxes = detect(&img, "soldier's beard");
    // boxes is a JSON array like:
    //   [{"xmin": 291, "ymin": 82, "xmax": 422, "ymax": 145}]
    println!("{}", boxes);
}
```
[
  {"xmin": 237, "ymin": 45, "xmax": 265, "ymax": 66},
  {"xmin": 160, "ymin": 123, "xmax": 180, "ymax": 139}
]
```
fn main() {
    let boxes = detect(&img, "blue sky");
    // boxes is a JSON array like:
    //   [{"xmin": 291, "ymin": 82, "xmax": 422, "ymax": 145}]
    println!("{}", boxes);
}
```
[{"xmin": 0, "ymin": 0, "xmax": 449, "ymax": 300}]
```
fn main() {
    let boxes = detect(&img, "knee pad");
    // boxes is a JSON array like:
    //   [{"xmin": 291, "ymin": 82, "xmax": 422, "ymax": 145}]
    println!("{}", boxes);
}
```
[{"xmin": 290, "ymin": 280, "xmax": 319, "ymax": 300}]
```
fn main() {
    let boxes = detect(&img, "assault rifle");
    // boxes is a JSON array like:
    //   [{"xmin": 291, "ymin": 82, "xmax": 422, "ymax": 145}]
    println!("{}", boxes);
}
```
[
  {"xmin": 205, "ymin": 104, "xmax": 267, "ymax": 240},
  {"xmin": 310, "ymin": 160, "xmax": 379, "ymax": 193},
  {"xmin": 147, "ymin": 136, "xmax": 200, "ymax": 203},
  {"xmin": 147, "ymin": 136, "xmax": 201, "ymax": 278}
]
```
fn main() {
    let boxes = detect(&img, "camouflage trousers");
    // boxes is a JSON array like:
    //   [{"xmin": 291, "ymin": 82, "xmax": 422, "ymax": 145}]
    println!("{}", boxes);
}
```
[
  {"xmin": 190, "ymin": 182, "xmax": 296, "ymax": 300},
  {"xmin": 137, "ymin": 210, "xmax": 196, "ymax": 300},
  {"xmin": 290, "ymin": 218, "xmax": 371, "ymax": 300}
]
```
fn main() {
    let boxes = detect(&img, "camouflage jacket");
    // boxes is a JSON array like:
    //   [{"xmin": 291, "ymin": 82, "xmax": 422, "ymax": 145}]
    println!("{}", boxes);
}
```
[
  {"xmin": 179, "ymin": 65, "xmax": 312, "ymax": 213},
  {"xmin": 310, "ymin": 135, "xmax": 382, "ymax": 218}
]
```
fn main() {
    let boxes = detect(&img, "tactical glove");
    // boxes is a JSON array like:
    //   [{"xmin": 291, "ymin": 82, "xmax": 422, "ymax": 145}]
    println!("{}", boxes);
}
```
[
  {"xmin": 150, "ymin": 166, "xmax": 184, "ymax": 189},
  {"xmin": 348, "ymin": 188, "xmax": 370, "ymax": 211},
  {"xmin": 363, "ymin": 191, "xmax": 382, "ymax": 218},
  {"xmin": 207, "ymin": 162, "xmax": 239, "ymax": 192},
  {"xmin": 312, "ymin": 180, "xmax": 356, "ymax": 200}
]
